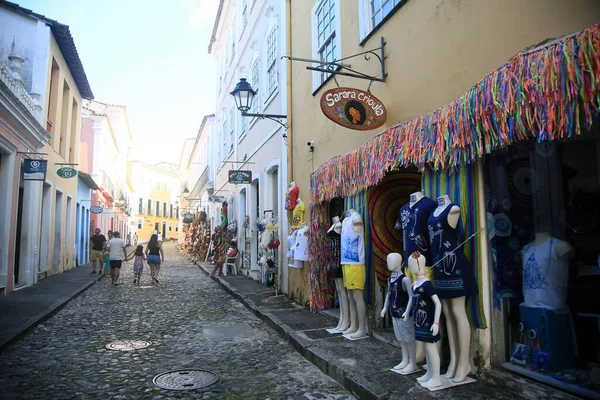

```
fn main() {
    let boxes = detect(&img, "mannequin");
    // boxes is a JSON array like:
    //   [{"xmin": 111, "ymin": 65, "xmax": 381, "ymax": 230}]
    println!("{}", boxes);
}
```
[
  {"xmin": 286, "ymin": 182, "xmax": 299, "ymax": 211},
  {"xmin": 407, "ymin": 251, "xmax": 442, "ymax": 388},
  {"xmin": 340, "ymin": 209, "xmax": 368, "ymax": 339},
  {"xmin": 396, "ymin": 191, "xmax": 437, "ymax": 265},
  {"xmin": 521, "ymin": 231, "xmax": 573, "ymax": 312},
  {"xmin": 292, "ymin": 197, "xmax": 305, "ymax": 228},
  {"xmin": 328, "ymin": 217, "xmax": 349, "ymax": 332},
  {"xmin": 380, "ymin": 253, "xmax": 417, "ymax": 373},
  {"xmin": 427, "ymin": 195, "xmax": 477, "ymax": 382}
]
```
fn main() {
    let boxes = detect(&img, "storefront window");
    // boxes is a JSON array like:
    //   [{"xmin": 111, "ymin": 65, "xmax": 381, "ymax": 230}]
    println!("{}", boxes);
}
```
[{"xmin": 484, "ymin": 136, "xmax": 600, "ymax": 397}]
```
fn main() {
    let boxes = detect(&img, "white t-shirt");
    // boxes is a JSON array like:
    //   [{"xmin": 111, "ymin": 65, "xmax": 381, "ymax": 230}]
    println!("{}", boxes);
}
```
[
  {"xmin": 294, "ymin": 226, "xmax": 310, "ymax": 262},
  {"xmin": 107, "ymin": 238, "xmax": 126, "ymax": 260},
  {"xmin": 340, "ymin": 212, "xmax": 365, "ymax": 265}
]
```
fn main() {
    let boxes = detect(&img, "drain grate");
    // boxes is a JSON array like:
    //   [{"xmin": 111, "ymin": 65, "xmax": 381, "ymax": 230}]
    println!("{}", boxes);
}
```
[
  {"xmin": 153, "ymin": 369, "xmax": 219, "ymax": 391},
  {"xmin": 105, "ymin": 340, "xmax": 152, "ymax": 351}
]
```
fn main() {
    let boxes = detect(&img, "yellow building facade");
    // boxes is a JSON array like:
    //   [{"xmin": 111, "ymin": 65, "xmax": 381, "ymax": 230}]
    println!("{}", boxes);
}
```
[{"xmin": 127, "ymin": 161, "xmax": 181, "ymax": 243}]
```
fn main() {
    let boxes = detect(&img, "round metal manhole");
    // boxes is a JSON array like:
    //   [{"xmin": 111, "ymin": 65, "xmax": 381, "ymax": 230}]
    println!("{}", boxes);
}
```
[
  {"xmin": 105, "ymin": 340, "xmax": 152, "ymax": 351},
  {"xmin": 153, "ymin": 369, "xmax": 219, "ymax": 391}
]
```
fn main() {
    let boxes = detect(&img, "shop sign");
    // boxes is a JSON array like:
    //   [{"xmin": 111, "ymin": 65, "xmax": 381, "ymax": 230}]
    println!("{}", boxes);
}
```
[
  {"xmin": 320, "ymin": 87, "xmax": 387, "ymax": 131},
  {"xmin": 228, "ymin": 170, "xmax": 252, "ymax": 184},
  {"xmin": 57, "ymin": 167, "xmax": 77, "ymax": 179},
  {"xmin": 90, "ymin": 206, "xmax": 103, "ymax": 214},
  {"xmin": 23, "ymin": 159, "xmax": 47, "ymax": 181}
]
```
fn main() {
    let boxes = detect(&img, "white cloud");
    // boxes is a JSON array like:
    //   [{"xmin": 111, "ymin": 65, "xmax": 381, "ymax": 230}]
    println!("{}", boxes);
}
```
[{"xmin": 188, "ymin": 0, "xmax": 219, "ymax": 31}]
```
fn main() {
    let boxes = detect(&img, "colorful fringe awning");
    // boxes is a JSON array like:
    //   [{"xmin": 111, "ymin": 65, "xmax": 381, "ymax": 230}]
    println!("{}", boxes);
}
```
[{"xmin": 310, "ymin": 23, "xmax": 600, "ymax": 205}]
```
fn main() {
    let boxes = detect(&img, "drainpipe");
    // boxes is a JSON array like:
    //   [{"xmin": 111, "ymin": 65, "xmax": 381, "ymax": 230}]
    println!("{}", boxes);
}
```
[{"xmin": 286, "ymin": 0, "xmax": 293, "ymax": 184}]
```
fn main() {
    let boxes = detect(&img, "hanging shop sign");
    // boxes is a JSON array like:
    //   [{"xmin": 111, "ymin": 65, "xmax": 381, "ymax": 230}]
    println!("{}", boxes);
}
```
[
  {"xmin": 320, "ymin": 87, "xmax": 387, "ymax": 131},
  {"xmin": 57, "ymin": 167, "xmax": 77, "ymax": 179},
  {"xmin": 23, "ymin": 159, "xmax": 47, "ymax": 181},
  {"xmin": 228, "ymin": 170, "xmax": 252, "ymax": 184},
  {"xmin": 90, "ymin": 206, "xmax": 104, "ymax": 214}
]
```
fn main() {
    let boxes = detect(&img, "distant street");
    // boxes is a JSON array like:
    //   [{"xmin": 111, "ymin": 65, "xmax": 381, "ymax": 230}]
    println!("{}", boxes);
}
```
[{"xmin": 0, "ymin": 244, "xmax": 354, "ymax": 399}]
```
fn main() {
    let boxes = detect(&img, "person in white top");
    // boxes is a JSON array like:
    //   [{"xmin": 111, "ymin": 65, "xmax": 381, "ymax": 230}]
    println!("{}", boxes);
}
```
[{"xmin": 105, "ymin": 231, "xmax": 127, "ymax": 286}]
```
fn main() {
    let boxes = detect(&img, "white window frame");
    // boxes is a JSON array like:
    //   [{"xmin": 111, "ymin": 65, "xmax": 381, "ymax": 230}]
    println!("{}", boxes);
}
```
[
  {"xmin": 250, "ymin": 57, "xmax": 261, "ymax": 116},
  {"xmin": 358, "ymin": 0, "xmax": 406, "ymax": 42},
  {"xmin": 229, "ymin": 107, "xmax": 235, "ymax": 153},
  {"xmin": 137, "ymin": 219, "xmax": 143, "ymax": 229},
  {"xmin": 265, "ymin": 26, "xmax": 278, "ymax": 98},
  {"xmin": 311, "ymin": 0, "xmax": 342, "ymax": 92},
  {"xmin": 241, "ymin": 0, "xmax": 248, "ymax": 31}
]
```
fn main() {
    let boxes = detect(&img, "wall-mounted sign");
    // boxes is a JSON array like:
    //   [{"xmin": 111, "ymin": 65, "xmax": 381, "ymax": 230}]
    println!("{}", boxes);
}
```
[
  {"xmin": 228, "ymin": 170, "xmax": 252, "ymax": 184},
  {"xmin": 320, "ymin": 87, "xmax": 387, "ymax": 131},
  {"xmin": 23, "ymin": 159, "xmax": 47, "ymax": 181},
  {"xmin": 90, "ymin": 205, "xmax": 103, "ymax": 214},
  {"xmin": 57, "ymin": 167, "xmax": 77, "ymax": 179}
]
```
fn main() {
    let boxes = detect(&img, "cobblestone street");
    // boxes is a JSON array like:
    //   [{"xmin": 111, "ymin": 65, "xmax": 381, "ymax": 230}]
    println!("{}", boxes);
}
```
[{"xmin": 0, "ymin": 243, "xmax": 355, "ymax": 399}]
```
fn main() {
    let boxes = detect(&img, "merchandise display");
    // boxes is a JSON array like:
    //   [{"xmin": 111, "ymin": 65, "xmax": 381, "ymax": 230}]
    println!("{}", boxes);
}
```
[
  {"xmin": 380, "ymin": 252, "xmax": 417, "ymax": 374},
  {"xmin": 396, "ymin": 192, "xmax": 437, "ymax": 265},
  {"xmin": 327, "ymin": 217, "xmax": 349, "ymax": 333},
  {"xmin": 286, "ymin": 181, "xmax": 299, "ymax": 211},
  {"xmin": 428, "ymin": 195, "xmax": 476, "ymax": 382},
  {"xmin": 292, "ymin": 197, "xmax": 305, "ymax": 228}
]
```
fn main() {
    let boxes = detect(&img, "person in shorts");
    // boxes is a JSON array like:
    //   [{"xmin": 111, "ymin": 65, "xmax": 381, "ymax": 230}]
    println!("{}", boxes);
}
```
[
  {"xmin": 89, "ymin": 229, "xmax": 106, "ymax": 274},
  {"xmin": 145, "ymin": 234, "xmax": 164, "ymax": 283},
  {"xmin": 105, "ymin": 231, "xmax": 127, "ymax": 286}
]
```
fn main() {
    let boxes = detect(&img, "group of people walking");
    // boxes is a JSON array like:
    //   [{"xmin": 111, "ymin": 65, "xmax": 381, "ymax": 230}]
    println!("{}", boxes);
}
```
[{"xmin": 90, "ymin": 229, "xmax": 164, "ymax": 286}]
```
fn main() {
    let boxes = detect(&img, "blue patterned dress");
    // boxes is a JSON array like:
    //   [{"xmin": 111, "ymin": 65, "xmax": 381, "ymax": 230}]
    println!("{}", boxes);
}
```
[
  {"xmin": 427, "ymin": 204, "xmax": 478, "ymax": 299},
  {"xmin": 396, "ymin": 197, "xmax": 437, "ymax": 266},
  {"xmin": 412, "ymin": 279, "xmax": 440, "ymax": 343}
]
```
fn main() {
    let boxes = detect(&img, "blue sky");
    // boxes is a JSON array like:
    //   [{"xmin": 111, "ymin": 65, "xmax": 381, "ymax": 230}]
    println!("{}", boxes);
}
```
[{"xmin": 18, "ymin": 0, "xmax": 219, "ymax": 165}]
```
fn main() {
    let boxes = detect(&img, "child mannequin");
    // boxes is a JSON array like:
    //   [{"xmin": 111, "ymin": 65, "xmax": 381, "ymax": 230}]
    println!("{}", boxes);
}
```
[
  {"xmin": 380, "ymin": 253, "xmax": 418, "ymax": 373},
  {"xmin": 407, "ymin": 251, "xmax": 442, "ymax": 388}
]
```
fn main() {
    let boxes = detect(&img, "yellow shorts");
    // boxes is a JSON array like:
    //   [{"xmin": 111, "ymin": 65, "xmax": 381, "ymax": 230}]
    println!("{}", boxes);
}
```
[
  {"xmin": 342, "ymin": 264, "xmax": 365, "ymax": 290},
  {"xmin": 90, "ymin": 250, "xmax": 104, "ymax": 262}
]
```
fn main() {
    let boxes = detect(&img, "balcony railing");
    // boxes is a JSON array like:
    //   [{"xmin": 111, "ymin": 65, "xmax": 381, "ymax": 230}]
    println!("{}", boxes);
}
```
[{"xmin": 0, "ymin": 58, "xmax": 42, "ymax": 121}]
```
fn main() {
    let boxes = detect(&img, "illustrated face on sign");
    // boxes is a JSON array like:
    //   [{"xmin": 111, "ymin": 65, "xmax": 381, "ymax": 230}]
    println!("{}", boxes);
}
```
[{"xmin": 344, "ymin": 100, "xmax": 366, "ymax": 125}]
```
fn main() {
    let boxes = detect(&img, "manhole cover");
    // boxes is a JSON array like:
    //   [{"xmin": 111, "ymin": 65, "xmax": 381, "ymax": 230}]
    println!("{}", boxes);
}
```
[
  {"xmin": 105, "ymin": 340, "xmax": 152, "ymax": 351},
  {"xmin": 153, "ymin": 369, "xmax": 219, "ymax": 391}
]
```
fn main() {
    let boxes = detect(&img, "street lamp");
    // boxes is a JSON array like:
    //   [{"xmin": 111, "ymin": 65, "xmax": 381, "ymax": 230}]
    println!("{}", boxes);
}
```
[
  {"xmin": 182, "ymin": 186, "xmax": 190, "ymax": 196},
  {"xmin": 231, "ymin": 78, "xmax": 288, "ymax": 130}
]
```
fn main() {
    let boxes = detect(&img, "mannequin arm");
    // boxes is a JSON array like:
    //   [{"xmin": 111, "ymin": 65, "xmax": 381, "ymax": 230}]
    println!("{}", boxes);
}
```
[
  {"xmin": 430, "ymin": 294, "xmax": 442, "ymax": 336},
  {"xmin": 447, "ymin": 206, "xmax": 461, "ymax": 229},
  {"xmin": 380, "ymin": 295, "xmax": 389, "ymax": 318},
  {"xmin": 401, "ymin": 277, "xmax": 413, "ymax": 321}
]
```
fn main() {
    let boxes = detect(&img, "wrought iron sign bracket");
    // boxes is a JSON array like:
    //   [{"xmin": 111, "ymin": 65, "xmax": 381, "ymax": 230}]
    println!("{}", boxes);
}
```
[{"xmin": 283, "ymin": 37, "xmax": 387, "ymax": 83}]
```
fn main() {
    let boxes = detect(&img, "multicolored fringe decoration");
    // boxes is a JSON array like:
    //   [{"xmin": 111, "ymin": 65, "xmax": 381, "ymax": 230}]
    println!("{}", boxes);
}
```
[
  {"xmin": 367, "ymin": 171, "xmax": 421, "ymax": 287},
  {"xmin": 308, "ymin": 202, "xmax": 335, "ymax": 312},
  {"xmin": 310, "ymin": 23, "xmax": 600, "ymax": 204},
  {"xmin": 422, "ymin": 165, "xmax": 487, "ymax": 329}
]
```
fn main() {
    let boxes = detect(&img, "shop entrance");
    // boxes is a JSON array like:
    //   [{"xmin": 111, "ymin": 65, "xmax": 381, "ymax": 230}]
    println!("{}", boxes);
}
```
[{"xmin": 484, "ymin": 136, "xmax": 600, "ymax": 398}]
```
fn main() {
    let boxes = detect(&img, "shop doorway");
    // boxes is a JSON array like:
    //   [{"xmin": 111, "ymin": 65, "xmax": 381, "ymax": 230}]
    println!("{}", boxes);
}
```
[
  {"xmin": 13, "ymin": 187, "xmax": 24, "ymax": 286},
  {"xmin": 162, "ymin": 221, "xmax": 166, "ymax": 239},
  {"xmin": 52, "ymin": 190, "xmax": 63, "ymax": 272}
]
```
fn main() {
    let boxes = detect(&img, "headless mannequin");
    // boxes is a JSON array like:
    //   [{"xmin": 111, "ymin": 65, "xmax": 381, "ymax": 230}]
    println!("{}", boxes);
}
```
[
  {"xmin": 410, "ymin": 191, "xmax": 424, "ymax": 206},
  {"xmin": 531, "ymin": 231, "xmax": 573, "ymax": 259},
  {"xmin": 380, "ymin": 253, "xmax": 418, "ymax": 373},
  {"xmin": 408, "ymin": 253, "xmax": 442, "ymax": 388},
  {"xmin": 342, "ymin": 209, "xmax": 368, "ymax": 339},
  {"xmin": 433, "ymin": 195, "xmax": 471, "ymax": 382},
  {"xmin": 329, "ymin": 217, "xmax": 350, "ymax": 332}
]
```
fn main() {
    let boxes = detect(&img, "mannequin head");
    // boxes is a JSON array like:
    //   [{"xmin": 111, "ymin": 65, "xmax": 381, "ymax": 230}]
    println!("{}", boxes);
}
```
[
  {"xmin": 408, "ymin": 251, "xmax": 426, "ymax": 276},
  {"xmin": 289, "ymin": 181, "xmax": 296, "ymax": 188},
  {"xmin": 345, "ymin": 209, "xmax": 355, "ymax": 218},
  {"xmin": 387, "ymin": 253, "xmax": 403, "ymax": 273}
]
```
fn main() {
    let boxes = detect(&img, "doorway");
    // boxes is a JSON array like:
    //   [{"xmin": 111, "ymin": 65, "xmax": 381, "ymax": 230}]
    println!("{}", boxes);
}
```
[
  {"xmin": 53, "ymin": 190, "xmax": 63, "ymax": 271},
  {"xmin": 250, "ymin": 179, "xmax": 260, "ymax": 271},
  {"xmin": 162, "ymin": 221, "xmax": 166, "ymax": 239},
  {"xmin": 14, "ymin": 187, "xmax": 24, "ymax": 285}
]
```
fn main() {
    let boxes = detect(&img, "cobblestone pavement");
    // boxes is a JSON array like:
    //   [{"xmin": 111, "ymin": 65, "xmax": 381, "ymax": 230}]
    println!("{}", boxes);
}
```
[{"xmin": 0, "ymin": 244, "xmax": 355, "ymax": 400}]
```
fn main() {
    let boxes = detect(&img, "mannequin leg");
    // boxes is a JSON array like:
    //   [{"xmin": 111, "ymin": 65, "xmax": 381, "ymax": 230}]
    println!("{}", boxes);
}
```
[
  {"xmin": 347, "ymin": 289, "xmax": 367, "ymax": 339},
  {"xmin": 394, "ymin": 341, "xmax": 410, "ymax": 370},
  {"xmin": 450, "ymin": 296, "xmax": 472, "ymax": 382},
  {"xmin": 335, "ymin": 278, "xmax": 350, "ymax": 331},
  {"xmin": 400, "ymin": 338, "xmax": 418, "ymax": 373},
  {"xmin": 442, "ymin": 299, "xmax": 458, "ymax": 379},
  {"xmin": 343, "ymin": 291, "xmax": 358, "ymax": 335},
  {"xmin": 416, "ymin": 341, "xmax": 425, "ymax": 364},
  {"xmin": 420, "ymin": 342, "xmax": 441, "ymax": 388}
]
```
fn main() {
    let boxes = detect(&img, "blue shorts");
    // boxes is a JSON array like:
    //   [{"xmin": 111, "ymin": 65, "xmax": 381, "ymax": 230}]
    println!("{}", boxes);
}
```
[
  {"xmin": 147, "ymin": 255, "xmax": 161, "ymax": 265},
  {"xmin": 110, "ymin": 260, "xmax": 122, "ymax": 269}
]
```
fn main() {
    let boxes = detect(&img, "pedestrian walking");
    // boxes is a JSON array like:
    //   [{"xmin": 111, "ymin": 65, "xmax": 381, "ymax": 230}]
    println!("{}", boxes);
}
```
[
  {"xmin": 126, "ymin": 245, "xmax": 146, "ymax": 284},
  {"xmin": 133, "ymin": 233, "xmax": 138, "ymax": 247},
  {"xmin": 103, "ymin": 230, "xmax": 113, "ymax": 276},
  {"xmin": 126, "ymin": 232, "xmax": 132, "ymax": 247},
  {"xmin": 145, "ymin": 234, "xmax": 164, "ymax": 283},
  {"xmin": 89, "ymin": 228, "xmax": 106, "ymax": 274},
  {"xmin": 106, "ymin": 231, "xmax": 127, "ymax": 286}
]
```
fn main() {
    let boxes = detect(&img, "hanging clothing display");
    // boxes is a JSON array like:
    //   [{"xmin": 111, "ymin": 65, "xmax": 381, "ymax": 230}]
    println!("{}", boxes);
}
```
[
  {"xmin": 412, "ymin": 278, "xmax": 440, "ymax": 343},
  {"xmin": 521, "ymin": 238, "xmax": 570, "ymax": 312},
  {"xmin": 292, "ymin": 200, "xmax": 305, "ymax": 228},
  {"xmin": 397, "ymin": 197, "xmax": 437, "ymax": 265},
  {"xmin": 286, "ymin": 185, "xmax": 300, "ymax": 210},
  {"xmin": 294, "ymin": 225, "xmax": 310, "ymax": 262},
  {"xmin": 287, "ymin": 229, "xmax": 298, "ymax": 258},
  {"xmin": 427, "ymin": 204, "xmax": 478, "ymax": 299},
  {"xmin": 340, "ymin": 212, "xmax": 365, "ymax": 265},
  {"xmin": 327, "ymin": 230, "xmax": 343, "ymax": 279}
]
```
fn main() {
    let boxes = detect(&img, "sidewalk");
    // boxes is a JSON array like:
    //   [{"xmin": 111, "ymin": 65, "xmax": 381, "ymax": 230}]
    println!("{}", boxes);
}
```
[
  {"xmin": 197, "ymin": 262, "xmax": 577, "ymax": 400},
  {"xmin": 0, "ymin": 262, "xmax": 103, "ymax": 350}
]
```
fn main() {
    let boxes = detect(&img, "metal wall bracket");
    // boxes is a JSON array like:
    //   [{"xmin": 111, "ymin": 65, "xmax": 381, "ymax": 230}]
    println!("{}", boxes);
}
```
[{"xmin": 283, "ymin": 37, "xmax": 387, "ymax": 83}]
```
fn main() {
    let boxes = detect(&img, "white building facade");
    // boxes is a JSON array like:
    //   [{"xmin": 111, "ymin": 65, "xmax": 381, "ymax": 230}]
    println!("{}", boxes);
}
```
[{"xmin": 209, "ymin": 0, "xmax": 288, "ymax": 290}]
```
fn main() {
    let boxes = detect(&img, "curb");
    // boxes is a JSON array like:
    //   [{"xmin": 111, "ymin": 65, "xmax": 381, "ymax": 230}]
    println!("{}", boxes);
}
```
[
  {"xmin": 0, "ymin": 273, "xmax": 104, "ymax": 352},
  {"xmin": 197, "ymin": 261, "xmax": 390, "ymax": 400}
]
